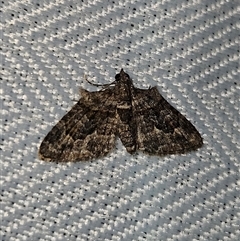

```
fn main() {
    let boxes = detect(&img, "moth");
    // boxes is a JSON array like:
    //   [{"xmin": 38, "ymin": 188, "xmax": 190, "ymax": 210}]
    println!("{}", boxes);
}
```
[{"xmin": 39, "ymin": 69, "xmax": 203, "ymax": 162}]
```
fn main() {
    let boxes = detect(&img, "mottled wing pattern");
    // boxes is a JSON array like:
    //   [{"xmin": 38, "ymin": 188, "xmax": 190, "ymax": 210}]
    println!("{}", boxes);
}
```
[
  {"xmin": 132, "ymin": 87, "xmax": 203, "ymax": 155},
  {"xmin": 38, "ymin": 88, "xmax": 118, "ymax": 162},
  {"xmin": 39, "ymin": 69, "xmax": 203, "ymax": 162}
]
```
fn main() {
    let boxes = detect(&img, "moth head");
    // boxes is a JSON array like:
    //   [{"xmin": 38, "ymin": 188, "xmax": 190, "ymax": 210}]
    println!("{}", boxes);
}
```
[{"xmin": 115, "ymin": 69, "xmax": 131, "ymax": 83}]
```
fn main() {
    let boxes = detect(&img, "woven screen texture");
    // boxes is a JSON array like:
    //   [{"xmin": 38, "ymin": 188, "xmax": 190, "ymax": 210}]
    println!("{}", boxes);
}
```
[{"xmin": 1, "ymin": 0, "xmax": 239, "ymax": 240}]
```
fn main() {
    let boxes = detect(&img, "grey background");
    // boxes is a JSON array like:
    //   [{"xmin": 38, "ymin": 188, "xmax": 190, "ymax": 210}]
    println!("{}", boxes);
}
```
[{"xmin": 1, "ymin": 0, "xmax": 239, "ymax": 240}]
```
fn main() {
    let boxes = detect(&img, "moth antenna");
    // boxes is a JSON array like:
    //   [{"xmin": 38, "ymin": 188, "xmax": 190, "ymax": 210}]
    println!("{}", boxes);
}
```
[{"xmin": 84, "ymin": 74, "xmax": 115, "ymax": 87}]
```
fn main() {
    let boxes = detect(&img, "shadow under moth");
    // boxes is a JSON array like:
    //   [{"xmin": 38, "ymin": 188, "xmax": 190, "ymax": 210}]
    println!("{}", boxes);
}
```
[{"xmin": 39, "ymin": 69, "xmax": 203, "ymax": 162}]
